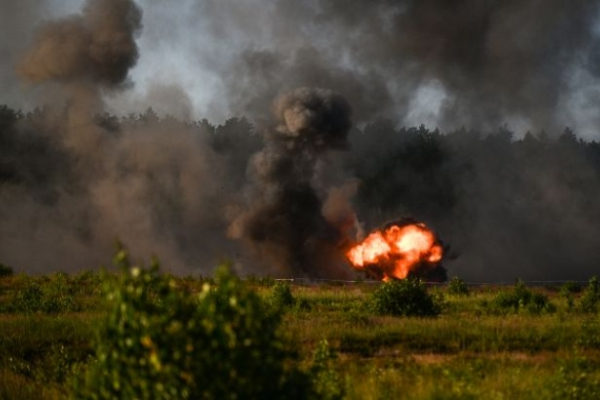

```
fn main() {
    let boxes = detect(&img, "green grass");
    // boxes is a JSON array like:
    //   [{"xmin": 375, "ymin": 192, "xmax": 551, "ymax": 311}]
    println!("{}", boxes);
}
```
[{"xmin": 0, "ymin": 273, "xmax": 599, "ymax": 399}]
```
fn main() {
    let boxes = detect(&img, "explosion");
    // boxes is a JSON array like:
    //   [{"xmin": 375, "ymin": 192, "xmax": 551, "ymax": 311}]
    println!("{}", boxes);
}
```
[{"xmin": 347, "ymin": 219, "xmax": 446, "ymax": 281}]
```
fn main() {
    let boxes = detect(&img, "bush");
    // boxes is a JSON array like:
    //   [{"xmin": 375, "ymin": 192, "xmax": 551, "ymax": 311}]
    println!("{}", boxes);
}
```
[
  {"xmin": 268, "ymin": 282, "xmax": 295, "ymax": 309},
  {"xmin": 11, "ymin": 274, "xmax": 79, "ymax": 314},
  {"xmin": 72, "ymin": 270, "xmax": 104, "ymax": 296},
  {"xmin": 577, "ymin": 318, "xmax": 600, "ymax": 349},
  {"xmin": 0, "ymin": 264, "xmax": 13, "ymax": 278},
  {"xmin": 561, "ymin": 281, "xmax": 582, "ymax": 294},
  {"xmin": 560, "ymin": 282, "xmax": 580, "ymax": 311},
  {"xmin": 370, "ymin": 278, "xmax": 441, "ymax": 317},
  {"xmin": 74, "ymin": 250, "xmax": 313, "ymax": 400},
  {"xmin": 550, "ymin": 355, "xmax": 600, "ymax": 399},
  {"xmin": 13, "ymin": 280, "xmax": 44, "ymax": 312},
  {"xmin": 310, "ymin": 340, "xmax": 344, "ymax": 400},
  {"xmin": 580, "ymin": 277, "xmax": 600, "ymax": 313},
  {"xmin": 448, "ymin": 277, "xmax": 470, "ymax": 296},
  {"xmin": 488, "ymin": 280, "xmax": 554, "ymax": 315}
]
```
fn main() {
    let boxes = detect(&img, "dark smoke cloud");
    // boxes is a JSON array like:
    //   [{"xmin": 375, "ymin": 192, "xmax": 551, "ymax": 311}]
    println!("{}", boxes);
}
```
[
  {"xmin": 228, "ymin": 88, "xmax": 358, "ymax": 277},
  {"xmin": 18, "ymin": 0, "xmax": 142, "ymax": 87},
  {"xmin": 388, "ymin": 0, "xmax": 599, "ymax": 130},
  {"xmin": 16, "ymin": 0, "xmax": 142, "ymax": 155},
  {"xmin": 224, "ymin": 47, "xmax": 392, "ymax": 124},
  {"xmin": 191, "ymin": 0, "xmax": 600, "ymax": 134}
]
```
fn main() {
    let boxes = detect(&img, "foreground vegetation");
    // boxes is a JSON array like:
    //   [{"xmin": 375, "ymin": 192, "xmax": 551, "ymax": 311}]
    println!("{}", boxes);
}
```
[{"xmin": 0, "ymin": 260, "xmax": 599, "ymax": 399}]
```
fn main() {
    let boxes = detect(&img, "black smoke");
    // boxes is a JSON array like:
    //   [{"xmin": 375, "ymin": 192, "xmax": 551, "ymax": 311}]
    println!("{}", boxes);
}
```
[
  {"xmin": 194, "ymin": 0, "xmax": 600, "ymax": 133},
  {"xmin": 228, "ymin": 88, "xmax": 358, "ymax": 277}
]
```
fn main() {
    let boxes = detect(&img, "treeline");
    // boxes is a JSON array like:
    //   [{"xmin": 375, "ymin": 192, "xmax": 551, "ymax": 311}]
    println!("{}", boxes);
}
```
[
  {"xmin": 0, "ymin": 105, "xmax": 261, "ymax": 197},
  {"xmin": 1, "ymin": 104, "xmax": 600, "ymax": 280}
]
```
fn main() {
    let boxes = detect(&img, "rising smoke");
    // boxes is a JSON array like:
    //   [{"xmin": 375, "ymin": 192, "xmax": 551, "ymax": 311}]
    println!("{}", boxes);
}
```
[
  {"xmin": 18, "ymin": 0, "xmax": 141, "ymax": 86},
  {"xmin": 195, "ymin": 0, "xmax": 600, "ymax": 134},
  {"xmin": 228, "ymin": 87, "xmax": 358, "ymax": 277},
  {"xmin": 0, "ymin": 0, "xmax": 226, "ymax": 273},
  {"xmin": 1, "ymin": 0, "xmax": 600, "ymax": 280}
]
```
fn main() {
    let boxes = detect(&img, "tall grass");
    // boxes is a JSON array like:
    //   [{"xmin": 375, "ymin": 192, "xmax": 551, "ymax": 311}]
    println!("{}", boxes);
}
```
[{"xmin": 0, "ymin": 271, "xmax": 599, "ymax": 399}]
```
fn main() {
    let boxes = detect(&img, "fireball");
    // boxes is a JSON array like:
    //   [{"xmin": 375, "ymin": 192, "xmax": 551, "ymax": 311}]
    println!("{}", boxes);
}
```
[{"xmin": 346, "ymin": 219, "xmax": 444, "ymax": 281}]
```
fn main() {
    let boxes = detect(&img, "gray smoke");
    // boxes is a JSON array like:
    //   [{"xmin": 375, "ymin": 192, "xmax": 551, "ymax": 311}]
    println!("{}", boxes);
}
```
[
  {"xmin": 15, "ymin": 0, "xmax": 142, "ymax": 154},
  {"xmin": 228, "ymin": 87, "xmax": 358, "ymax": 277},
  {"xmin": 18, "ymin": 0, "xmax": 141, "ymax": 87},
  {"xmin": 0, "ymin": 0, "xmax": 235, "ymax": 274},
  {"xmin": 188, "ymin": 0, "xmax": 600, "ymax": 134}
]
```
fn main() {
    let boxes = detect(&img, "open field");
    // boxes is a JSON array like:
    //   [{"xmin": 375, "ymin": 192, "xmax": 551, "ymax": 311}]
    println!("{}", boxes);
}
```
[{"xmin": 0, "ymin": 269, "xmax": 599, "ymax": 399}]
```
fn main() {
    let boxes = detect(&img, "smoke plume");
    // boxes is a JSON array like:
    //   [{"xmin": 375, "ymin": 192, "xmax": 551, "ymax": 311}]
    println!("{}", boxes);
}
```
[
  {"xmin": 188, "ymin": 0, "xmax": 600, "ymax": 134},
  {"xmin": 0, "ymin": 0, "xmax": 233, "ymax": 274},
  {"xmin": 228, "ymin": 88, "xmax": 358, "ymax": 277},
  {"xmin": 18, "ymin": 0, "xmax": 141, "ymax": 87}
]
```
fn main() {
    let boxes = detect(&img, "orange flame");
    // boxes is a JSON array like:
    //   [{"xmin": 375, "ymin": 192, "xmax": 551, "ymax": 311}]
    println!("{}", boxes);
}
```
[{"xmin": 347, "ymin": 222, "xmax": 443, "ymax": 280}]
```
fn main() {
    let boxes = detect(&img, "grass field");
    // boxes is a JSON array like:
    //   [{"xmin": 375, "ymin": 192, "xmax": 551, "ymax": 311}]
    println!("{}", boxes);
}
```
[{"xmin": 0, "ymin": 268, "xmax": 599, "ymax": 399}]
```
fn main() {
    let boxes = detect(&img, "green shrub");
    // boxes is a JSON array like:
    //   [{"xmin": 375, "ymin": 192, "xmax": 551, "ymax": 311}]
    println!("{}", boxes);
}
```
[
  {"xmin": 310, "ymin": 340, "xmax": 344, "ymax": 400},
  {"xmin": 268, "ymin": 282, "xmax": 295, "ymax": 309},
  {"xmin": 11, "ymin": 273, "xmax": 79, "ymax": 314},
  {"xmin": 488, "ymin": 280, "xmax": 554, "ymax": 315},
  {"xmin": 550, "ymin": 355, "xmax": 600, "ymax": 399},
  {"xmin": 74, "ymin": 250, "xmax": 313, "ymax": 400},
  {"xmin": 561, "ymin": 281, "xmax": 582, "ymax": 294},
  {"xmin": 0, "ymin": 264, "xmax": 13, "ymax": 278},
  {"xmin": 370, "ymin": 278, "xmax": 441, "ymax": 317},
  {"xmin": 447, "ymin": 277, "xmax": 470, "ymax": 296},
  {"xmin": 527, "ymin": 292, "xmax": 555, "ymax": 314},
  {"xmin": 13, "ymin": 280, "xmax": 44, "ymax": 312},
  {"xmin": 72, "ymin": 270, "xmax": 104, "ymax": 296},
  {"xmin": 577, "ymin": 318, "xmax": 600, "ymax": 349},
  {"xmin": 580, "ymin": 277, "xmax": 600, "ymax": 313},
  {"xmin": 560, "ymin": 282, "xmax": 580, "ymax": 311}
]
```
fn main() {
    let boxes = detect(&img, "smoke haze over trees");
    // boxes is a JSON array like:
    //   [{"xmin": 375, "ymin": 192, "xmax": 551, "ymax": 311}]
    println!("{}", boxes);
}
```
[
  {"xmin": 1, "ymin": 0, "xmax": 600, "ymax": 280},
  {"xmin": 2, "ymin": 104, "xmax": 600, "ymax": 281}
]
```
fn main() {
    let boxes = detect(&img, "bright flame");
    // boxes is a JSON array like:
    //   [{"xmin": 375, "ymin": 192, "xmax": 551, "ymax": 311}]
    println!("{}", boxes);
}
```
[{"xmin": 346, "ymin": 222, "xmax": 443, "ymax": 280}]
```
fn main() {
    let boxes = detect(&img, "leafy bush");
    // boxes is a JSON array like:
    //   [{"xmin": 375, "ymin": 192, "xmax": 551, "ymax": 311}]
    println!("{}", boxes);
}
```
[
  {"xmin": 561, "ymin": 281, "xmax": 582, "ymax": 294},
  {"xmin": 577, "ymin": 318, "xmax": 600, "ymax": 349},
  {"xmin": 370, "ymin": 278, "xmax": 441, "ymax": 317},
  {"xmin": 14, "ymin": 281, "xmax": 44, "ymax": 312},
  {"xmin": 310, "ymin": 340, "xmax": 344, "ymax": 400},
  {"xmin": 10, "ymin": 274, "xmax": 79, "ymax": 314},
  {"xmin": 0, "ymin": 263, "xmax": 13, "ymax": 278},
  {"xmin": 488, "ymin": 280, "xmax": 554, "ymax": 315},
  {"xmin": 580, "ymin": 277, "xmax": 600, "ymax": 313},
  {"xmin": 448, "ymin": 277, "xmax": 470, "ymax": 296},
  {"xmin": 550, "ymin": 355, "xmax": 600, "ymax": 400},
  {"xmin": 560, "ymin": 282, "xmax": 581, "ymax": 311},
  {"xmin": 75, "ymin": 250, "xmax": 313, "ymax": 399},
  {"xmin": 527, "ymin": 292, "xmax": 555, "ymax": 314},
  {"xmin": 72, "ymin": 270, "xmax": 104, "ymax": 296},
  {"xmin": 268, "ymin": 282, "xmax": 295, "ymax": 309}
]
